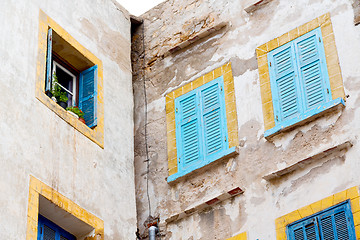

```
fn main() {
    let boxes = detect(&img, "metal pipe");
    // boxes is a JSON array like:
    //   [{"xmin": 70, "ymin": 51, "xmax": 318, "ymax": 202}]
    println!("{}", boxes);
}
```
[{"xmin": 149, "ymin": 226, "xmax": 158, "ymax": 240}]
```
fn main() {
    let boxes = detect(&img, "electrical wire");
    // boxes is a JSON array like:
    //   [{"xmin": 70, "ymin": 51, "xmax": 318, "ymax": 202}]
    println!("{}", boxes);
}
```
[{"xmin": 142, "ymin": 20, "xmax": 152, "ymax": 219}]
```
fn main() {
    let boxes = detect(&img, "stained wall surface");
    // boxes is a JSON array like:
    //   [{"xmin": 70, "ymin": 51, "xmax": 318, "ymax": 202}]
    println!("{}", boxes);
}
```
[
  {"xmin": 0, "ymin": 0, "xmax": 136, "ymax": 239},
  {"xmin": 133, "ymin": 0, "xmax": 360, "ymax": 239}
]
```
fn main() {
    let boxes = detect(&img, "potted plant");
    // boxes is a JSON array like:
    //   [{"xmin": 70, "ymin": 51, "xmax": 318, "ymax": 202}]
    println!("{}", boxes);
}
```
[
  {"xmin": 66, "ymin": 106, "xmax": 85, "ymax": 124},
  {"xmin": 57, "ymin": 91, "xmax": 68, "ymax": 109},
  {"xmin": 51, "ymin": 74, "xmax": 68, "ymax": 109}
]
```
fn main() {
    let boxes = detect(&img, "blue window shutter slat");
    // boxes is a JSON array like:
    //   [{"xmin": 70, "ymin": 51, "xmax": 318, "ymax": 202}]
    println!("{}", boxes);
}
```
[
  {"xmin": 43, "ymin": 224, "xmax": 56, "ymax": 240},
  {"xmin": 289, "ymin": 223, "xmax": 306, "ymax": 240},
  {"xmin": 181, "ymin": 120, "xmax": 200, "ymax": 164},
  {"xmin": 319, "ymin": 215, "xmax": 335, "ymax": 239},
  {"xmin": 200, "ymin": 81, "xmax": 225, "ymax": 156},
  {"xmin": 175, "ymin": 92, "xmax": 202, "ymax": 168},
  {"xmin": 269, "ymin": 43, "xmax": 301, "ymax": 122},
  {"xmin": 319, "ymin": 204, "xmax": 353, "ymax": 240},
  {"xmin": 293, "ymin": 227, "xmax": 305, "ymax": 240},
  {"xmin": 45, "ymin": 28, "xmax": 52, "ymax": 92},
  {"xmin": 305, "ymin": 222, "xmax": 319, "ymax": 240},
  {"xmin": 79, "ymin": 65, "xmax": 97, "ymax": 128},
  {"xmin": 334, "ymin": 211, "xmax": 350, "ymax": 239},
  {"xmin": 180, "ymin": 94, "xmax": 197, "ymax": 121},
  {"xmin": 294, "ymin": 29, "xmax": 330, "ymax": 111}
]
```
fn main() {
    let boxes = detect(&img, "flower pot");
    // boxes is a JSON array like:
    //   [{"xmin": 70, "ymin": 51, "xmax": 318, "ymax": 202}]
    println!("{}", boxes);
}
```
[
  {"xmin": 59, "ymin": 101, "xmax": 67, "ymax": 109},
  {"xmin": 79, "ymin": 118, "xmax": 86, "ymax": 124}
]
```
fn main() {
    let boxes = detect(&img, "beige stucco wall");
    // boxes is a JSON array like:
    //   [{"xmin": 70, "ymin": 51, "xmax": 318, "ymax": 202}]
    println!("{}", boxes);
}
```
[
  {"xmin": 0, "ymin": 0, "xmax": 136, "ymax": 239},
  {"xmin": 133, "ymin": 0, "xmax": 360, "ymax": 239}
]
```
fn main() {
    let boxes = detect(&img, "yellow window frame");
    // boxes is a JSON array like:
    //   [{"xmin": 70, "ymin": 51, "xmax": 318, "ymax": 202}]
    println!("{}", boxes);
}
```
[
  {"xmin": 227, "ymin": 232, "xmax": 247, "ymax": 240},
  {"xmin": 165, "ymin": 63, "xmax": 238, "ymax": 179},
  {"xmin": 275, "ymin": 186, "xmax": 360, "ymax": 240},
  {"xmin": 35, "ymin": 10, "xmax": 104, "ymax": 148},
  {"xmin": 256, "ymin": 13, "xmax": 345, "ymax": 136},
  {"xmin": 26, "ymin": 176, "xmax": 104, "ymax": 240}
]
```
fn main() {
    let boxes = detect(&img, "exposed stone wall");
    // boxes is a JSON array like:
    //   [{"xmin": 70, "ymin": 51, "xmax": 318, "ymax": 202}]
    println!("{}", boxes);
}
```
[
  {"xmin": 133, "ymin": 0, "xmax": 360, "ymax": 239},
  {"xmin": 0, "ymin": 0, "xmax": 136, "ymax": 239},
  {"xmin": 353, "ymin": 0, "xmax": 360, "ymax": 25}
]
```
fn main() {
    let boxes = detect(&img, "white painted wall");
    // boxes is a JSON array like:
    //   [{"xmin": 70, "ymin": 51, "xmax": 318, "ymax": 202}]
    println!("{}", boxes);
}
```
[{"xmin": 0, "ymin": 0, "xmax": 136, "ymax": 239}]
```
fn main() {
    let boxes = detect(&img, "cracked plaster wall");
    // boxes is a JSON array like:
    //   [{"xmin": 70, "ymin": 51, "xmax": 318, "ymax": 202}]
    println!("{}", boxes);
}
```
[
  {"xmin": 133, "ymin": 0, "xmax": 360, "ymax": 239},
  {"xmin": 0, "ymin": 0, "xmax": 136, "ymax": 239}
]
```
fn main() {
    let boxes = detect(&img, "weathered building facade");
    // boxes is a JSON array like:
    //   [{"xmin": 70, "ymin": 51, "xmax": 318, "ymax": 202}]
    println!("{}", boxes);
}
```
[
  {"xmin": 133, "ymin": 0, "xmax": 360, "ymax": 239},
  {"xmin": 3, "ymin": 0, "xmax": 360, "ymax": 239},
  {"xmin": 0, "ymin": 0, "xmax": 136, "ymax": 239}
]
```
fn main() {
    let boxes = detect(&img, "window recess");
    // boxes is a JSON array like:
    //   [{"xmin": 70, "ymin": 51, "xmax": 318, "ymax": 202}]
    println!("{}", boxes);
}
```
[
  {"xmin": 171, "ymin": 76, "xmax": 237, "ymax": 180},
  {"xmin": 265, "ymin": 27, "xmax": 345, "ymax": 138},
  {"xmin": 45, "ymin": 28, "xmax": 97, "ymax": 128}
]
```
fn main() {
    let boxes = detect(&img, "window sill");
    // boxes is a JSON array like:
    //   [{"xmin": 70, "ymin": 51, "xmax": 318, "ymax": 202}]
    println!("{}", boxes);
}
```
[
  {"xmin": 244, "ymin": 0, "xmax": 273, "ymax": 13},
  {"xmin": 166, "ymin": 22, "xmax": 228, "ymax": 57},
  {"xmin": 165, "ymin": 187, "xmax": 244, "ymax": 223},
  {"xmin": 167, "ymin": 146, "xmax": 239, "ymax": 183},
  {"xmin": 35, "ymin": 91, "xmax": 104, "ymax": 148},
  {"xmin": 264, "ymin": 97, "xmax": 345, "ymax": 139},
  {"xmin": 263, "ymin": 140, "xmax": 352, "ymax": 181}
]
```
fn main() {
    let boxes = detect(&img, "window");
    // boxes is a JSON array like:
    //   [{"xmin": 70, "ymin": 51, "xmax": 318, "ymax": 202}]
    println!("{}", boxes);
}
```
[
  {"xmin": 26, "ymin": 176, "xmax": 104, "ymax": 240},
  {"xmin": 275, "ymin": 187, "xmax": 360, "ymax": 240},
  {"xmin": 52, "ymin": 61, "xmax": 77, "ymax": 107},
  {"xmin": 287, "ymin": 201, "xmax": 356, "ymax": 240},
  {"xmin": 166, "ymin": 64, "xmax": 239, "ymax": 182},
  {"xmin": 175, "ymin": 77, "xmax": 228, "ymax": 172},
  {"xmin": 268, "ymin": 27, "xmax": 334, "ymax": 128},
  {"xmin": 45, "ymin": 28, "xmax": 98, "ymax": 128},
  {"xmin": 38, "ymin": 215, "xmax": 76, "ymax": 240},
  {"xmin": 36, "ymin": 11, "xmax": 104, "ymax": 147},
  {"xmin": 256, "ymin": 14, "xmax": 345, "ymax": 138}
]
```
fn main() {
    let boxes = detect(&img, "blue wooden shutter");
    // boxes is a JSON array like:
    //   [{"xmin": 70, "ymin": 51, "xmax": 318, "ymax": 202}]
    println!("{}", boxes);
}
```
[
  {"xmin": 175, "ymin": 92, "xmax": 202, "ymax": 167},
  {"xmin": 288, "ymin": 201, "xmax": 356, "ymax": 240},
  {"xmin": 43, "ymin": 225, "xmax": 56, "ymax": 240},
  {"xmin": 288, "ymin": 217, "xmax": 320, "ymax": 240},
  {"xmin": 268, "ymin": 43, "xmax": 301, "ymax": 122},
  {"xmin": 45, "ymin": 28, "xmax": 53, "ymax": 92},
  {"xmin": 294, "ymin": 28, "xmax": 331, "ymax": 111},
  {"xmin": 60, "ymin": 236, "xmax": 71, "ymax": 240},
  {"xmin": 38, "ymin": 215, "xmax": 76, "ymax": 240},
  {"xmin": 79, "ymin": 65, "xmax": 98, "ymax": 128},
  {"xmin": 200, "ymin": 80, "xmax": 226, "ymax": 156},
  {"xmin": 319, "ymin": 204, "xmax": 354, "ymax": 240}
]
